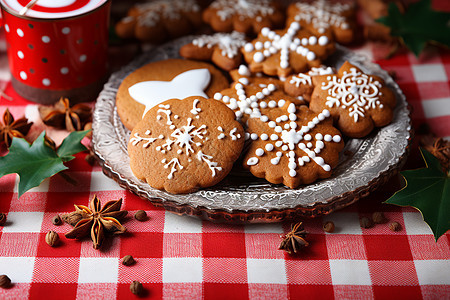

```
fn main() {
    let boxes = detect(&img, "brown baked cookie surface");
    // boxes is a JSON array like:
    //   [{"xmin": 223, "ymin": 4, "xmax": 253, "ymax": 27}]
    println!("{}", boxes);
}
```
[
  {"xmin": 242, "ymin": 22, "xmax": 336, "ymax": 78},
  {"xmin": 310, "ymin": 61, "xmax": 396, "ymax": 138},
  {"xmin": 243, "ymin": 104, "xmax": 344, "ymax": 188},
  {"xmin": 284, "ymin": 66, "xmax": 335, "ymax": 102},
  {"xmin": 116, "ymin": 59, "xmax": 229, "ymax": 130},
  {"xmin": 128, "ymin": 96, "xmax": 245, "ymax": 194},
  {"xmin": 202, "ymin": 0, "xmax": 284, "ymax": 35},
  {"xmin": 286, "ymin": 0, "xmax": 356, "ymax": 44},
  {"xmin": 179, "ymin": 32, "xmax": 247, "ymax": 71},
  {"xmin": 115, "ymin": 0, "xmax": 203, "ymax": 44}
]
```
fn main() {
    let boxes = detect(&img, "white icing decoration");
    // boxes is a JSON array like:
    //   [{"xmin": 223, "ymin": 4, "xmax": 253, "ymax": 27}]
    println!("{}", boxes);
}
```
[
  {"xmin": 244, "ymin": 22, "xmax": 329, "ymax": 70},
  {"xmin": 321, "ymin": 67, "xmax": 383, "ymax": 122},
  {"xmin": 130, "ymin": 130, "xmax": 164, "ymax": 148},
  {"xmin": 129, "ymin": 69, "xmax": 211, "ymax": 118},
  {"xmin": 289, "ymin": 73, "xmax": 312, "ymax": 87},
  {"xmin": 190, "ymin": 99, "xmax": 202, "ymax": 115},
  {"xmin": 164, "ymin": 158, "xmax": 183, "ymax": 179},
  {"xmin": 247, "ymin": 157, "xmax": 259, "ymax": 165},
  {"xmin": 192, "ymin": 31, "xmax": 246, "ymax": 59},
  {"xmin": 292, "ymin": 0, "xmax": 352, "ymax": 34},
  {"xmin": 211, "ymin": 0, "xmax": 276, "ymax": 21},
  {"xmin": 197, "ymin": 151, "xmax": 222, "ymax": 176}
]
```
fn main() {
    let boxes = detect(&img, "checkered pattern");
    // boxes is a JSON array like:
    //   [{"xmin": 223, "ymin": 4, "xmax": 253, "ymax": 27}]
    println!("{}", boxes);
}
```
[{"xmin": 1, "ymin": 30, "xmax": 450, "ymax": 300}]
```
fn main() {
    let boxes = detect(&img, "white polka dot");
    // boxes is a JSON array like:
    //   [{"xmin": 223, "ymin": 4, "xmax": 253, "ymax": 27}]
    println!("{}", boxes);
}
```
[
  {"xmin": 62, "ymin": 27, "xmax": 70, "ymax": 34},
  {"xmin": 42, "ymin": 78, "xmax": 51, "ymax": 86},
  {"xmin": 17, "ymin": 51, "xmax": 24, "ymax": 59},
  {"xmin": 79, "ymin": 55, "xmax": 87, "ymax": 62},
  {"xmin": 17, "ymin": 28, "xmax": 24, "ymax": 37},
  {"xmin": 42, "ymin": 36, "xmax": 50, "ymax": 43},
  {"xmin": 4, "ymin": 24, "xmax": 9, "ymax": 32},
  {"xmin": 20, "ymin": 71, "xmax": 27, "ymax": 80},
  {"xmin": 60, "ymin": 67, "xmax": 69, "ymax": 74}
]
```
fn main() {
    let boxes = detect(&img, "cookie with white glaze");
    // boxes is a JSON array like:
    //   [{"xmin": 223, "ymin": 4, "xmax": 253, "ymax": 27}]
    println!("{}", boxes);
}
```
[
  {"xmin": 242, "ymin": 22, "xmax": 336, "ymax": 78},
  {"xmin": 179, "ymin": 32, "xmax": 247, "ymax": 71},
  {"xmin": 310, "ymin": 61, "xmax": 396, "ymax": 138},
  {"xmin": 202, "ymin": 0, "xmax": 284, "ymax": 35},
  {"xmin": 116, "ymin": 59, "xmax": 228, "ymax": 130},
  {"xmin": 115, "ymin": 0, "xmax": 203, "ymax": 43},
  {"xmin": 284, "ymin": 66, "xmax": 335, "ymax": 102},
  {"xmin": 243, "ymin": 103, "xmax": 344, "ymax": 188},
  {"xmin": 128, "ymin": 96, "xmax": 245, "ymax": 194},
  {"xmin": 286, "ymin": 0, "xmax": 356, "ymax": 44}
]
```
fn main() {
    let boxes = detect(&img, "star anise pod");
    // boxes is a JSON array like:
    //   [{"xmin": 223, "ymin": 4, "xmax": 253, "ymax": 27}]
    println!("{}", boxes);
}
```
[
  {"xmin": 421, "ymin": 134, "xmax": 450, "ymax": 172},
  {"xmin": 38, "ymin": 97, "xmax": 92, "ymax": 132},
  {"xmin": 0, "ymin": 108, "xmax": 33, "ymax": 148},
  {"xmin": 64, "ymin": 195, "xmax": 127, "ymax": 249},
  {"xmin": 279, "ymin": 222, "xmax": 309, "ymax": 255}
]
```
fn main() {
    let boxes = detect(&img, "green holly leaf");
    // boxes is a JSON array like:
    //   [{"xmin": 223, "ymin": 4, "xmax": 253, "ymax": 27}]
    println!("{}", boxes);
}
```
[
  {"xmin": 385, "ymin": 149, "xmax": 450, "ymax": 241},
  {"xmin": 376, "ymin": 0, "xmax": 450, "ymax": 56},
  {"xmin": 0, "ymin": 130, "xmax": 89, "ymax": 198}
]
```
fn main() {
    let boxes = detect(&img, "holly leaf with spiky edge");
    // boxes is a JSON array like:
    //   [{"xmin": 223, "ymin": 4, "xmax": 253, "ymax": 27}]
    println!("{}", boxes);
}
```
[
  {"xmin": 385, "ymin": 148, "xmax": 450, "ymax": 241},
  {"xmin": 0, "ymin": 130, "xmax": 89, "ymax": 198},
  {"xmin": 376, "ymin": 0, "xmax": 450, "ymax": 56}
]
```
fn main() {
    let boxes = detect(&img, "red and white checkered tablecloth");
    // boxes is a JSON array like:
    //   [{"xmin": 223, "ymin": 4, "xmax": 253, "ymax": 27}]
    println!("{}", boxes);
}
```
[{"xmin": 0, "ymin": 37, "xmax": 449, "ymax": 299}]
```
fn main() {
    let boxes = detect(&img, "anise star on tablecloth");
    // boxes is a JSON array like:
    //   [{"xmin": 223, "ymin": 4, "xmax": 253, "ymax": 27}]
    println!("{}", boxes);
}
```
[
  {"xmin": 421, "ymin": 135, "xmax": 450, "ymax": 172},
  {"xmin": 38, "ymin": 97, "xmax": 92, "ymax": 132},
  {"xmin": 0, "ymin": 108, "xmax": 33, "ymax": 148},
  {"xmin": 64, "ymin": 195, "xmax": 127, "ymax": 249},
  {"xmin": 279, "ymin": 222, "xmax": 309, "ymax": 254}
]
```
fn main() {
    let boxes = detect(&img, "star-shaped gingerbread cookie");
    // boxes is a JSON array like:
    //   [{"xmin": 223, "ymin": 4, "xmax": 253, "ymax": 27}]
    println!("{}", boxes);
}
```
[{"xmin": 309, "ymin": 61, "xmax": 396, "ymax": 138}]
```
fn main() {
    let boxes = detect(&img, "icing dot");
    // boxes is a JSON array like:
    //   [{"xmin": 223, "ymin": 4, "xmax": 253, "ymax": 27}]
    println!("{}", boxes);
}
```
[
  {"xmin": 275, "ymin": 126, "xmax": 283, "ymax": 133},
  {"xmin": 276, "ymin": 152, "xmax": 283, "ymax": 157},
  {"xmin": 42, "ymin": 78, "xmax": 51, "ymax": 86},
  {"xmin": 315, "ymin": 157, "xmax": 325, "ymax": 165},
  {"xmin": 318, "ymin": 36, "xmax": 329, "ymax": 46},
  {"xmin": 247, "ymin": 157, "xmax": 259, "ymax": 166},
  {"xmin": 250, "ymin": 133, "xmax": 258, "ymax": 140},
  {"xmin": 309, "ymin": 36, "xmax": 317, "ymax": 45},
  {"xmin": 268, "ymin": 121, "xmax": 276, "ymax": 128},
  {"xmin": 302, "ymin": 156, "xmax": 310, "ymax": 162},
  {"xmin": 79, "ymin": 55, "xmax": 87, "ymax": 62},
  {"xmin": 304, "ymin": 134, "xmax": 312, "ymax": 141},
  {"xmin": 214, "ymin": 93, "xmax": 222, "ymax": 100},
  {"xmin": 261, "ymin": 28, "xmax": 270, "ymax": 36},
  {"xmin": 17, "ymin": 28, "xmax": 24, "ymax": 37},
  {"xmin": 238, "ymin": 65, "xmax": 251, "ymax": 76},
  {"xmin": 289, "ymin": 170, "xmax": 296, "ymax": 177},
  {"xmin": 288, "ymin": 161, "xmax": 296, "ymax": 169},
  {"xmin": 261, "ymin": 134, "xmax": 269, "ymax": 140},
  {"xmin": 323, "ymin": 165, "xmax": 331, "ymax": 172},
  {"xmin": 315, "ymin": 133, "xmax": 323, "ymax": 140},
  {"xmin": 333, "ymin": 135, "xmax": 342, "ymax": 143},
  {"xmin": 265, "ymin": 144, "xmax": 274, "ymax": 151},
  {"xmin": 282, "ymin": 145, "xmax": 288, "ymax": 151},
  {"xmin": 270, "ymin": 134, "xmax": 278, "ymax": 141},
  {"xmin": 253, "ymin": 52, "xmax": 264, "ymax": 62},
  {"xmin": 307, "ymin": 142, "xmax": 313, "ymax": 148},
  {"xmin": 62, "ymin": 27, "xmax": 70, "ymax": 34},
  {"xmin": 306, "ymin": 52, "xmax": 316, "ymax": 61},
  {"xmin": 255, "ymin": 148, "xmax": 264, "ymax": 156},
  {"xmin": 276, "ymin": 141, "xmax": 283, "ymax": 147},
  {"xmin": 268, "ymin": 101, "xmax": 276, "ymax": 108},
  {"xmin": 316, "ymin": 141, "xmax": 324, "ymax": 149},
  {"xmin": 17, "ymin": 51, "xmax": 24, "ymax": 59},
  {"xmin": 324, "ymin": 134, "xmax": 332, "ymax": 142},
  {"xmin": 42, "ymin": 36, "xmax": 50, "ymax": 43},
  {"xmin": 260, "ymin": 115, "xmax": 269, "ymax": 122},
  {"xmin": 20, "ymin": 71, "xmax": 27, "ymax": 80},
  {"xmin": 244, "ymin": 43, "xmax": 254, "ymax": 52},
  {"xmin": 284, "ymin": 124, "xmax": 290, "ymax": 129},
  {"xmin": 278, "ymin": 100, "xmax": 286, "ymax": 107},
  {"xmin": 255, "ymin": 41, "xmax": 263, "ymax": 50},
  {"xmin": 60, "ymin": 67, "xmax": 69, "ymax": 74}
]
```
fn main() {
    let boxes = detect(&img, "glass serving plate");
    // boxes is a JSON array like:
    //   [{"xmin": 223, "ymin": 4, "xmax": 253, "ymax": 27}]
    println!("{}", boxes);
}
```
[{"xmin": 92, "ymin": 37, "xmax": 412, "ymax": 223}]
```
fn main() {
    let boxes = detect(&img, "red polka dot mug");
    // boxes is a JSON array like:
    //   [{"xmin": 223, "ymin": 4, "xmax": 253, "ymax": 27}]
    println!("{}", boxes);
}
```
[{"xmin": 0, "ymin": 0, "xmax": 111, "ymax": 104}]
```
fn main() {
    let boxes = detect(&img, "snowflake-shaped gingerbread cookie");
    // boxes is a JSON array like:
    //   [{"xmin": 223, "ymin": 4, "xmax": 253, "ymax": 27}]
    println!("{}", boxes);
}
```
[
  {"xmin": 287, "ymin": 0, "xmax": 355, "ymax": 44},
  {"xmin": 310, "ymin": 61, "xmax": 396, "ymax": 138},
  {"xmin": 242, "ymin": 22, "xmax": 336, "ymax": 78},
  {"xmin": 244, "ymin": 103, "xmax": 344, "ymax": 188},
  {"xmin": 180, "ymin": 32, "xmax": 247, "ymax": 71},
  {"xmin": 203, "ymin": 0, "xmax": 284, "ymax": 35},
  {"xmin": 128, "ymin": 96, "xmax": 244, "ymax": 194},
  {"xmin": 213, "ymin": 76, "xmax": 304, "ymax": 123},
  {"xmin": 115, "ymin": 0, "xmax": 202, "ymax": 43}
]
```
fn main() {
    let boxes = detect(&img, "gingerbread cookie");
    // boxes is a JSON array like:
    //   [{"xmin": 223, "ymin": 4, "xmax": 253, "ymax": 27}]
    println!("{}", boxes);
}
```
[
  {"xmin": 287, "ymin": 0, "xmax": 356, "ymax": 44},
  {"xmin": 179, "ymin": 32, "xmax": 247, "ymax": 71},
  {"xmin": 115, "ymin": 0, "xmax": 202, "ymax": 43},
  {"xmin": 229, "ymin": 64, "xmax": 283, "ymax": 88},
  {"xmin": 242, "ymin": 22, "xmax": 336, "ymax": 78},
  {"xmin": 310, "ymin": 61, "xmax": 396, "ymax": 138},
  {"xmin": 202, "ymin": 0, "xmax": 284, "ymax": 35},
  {"xmin": 116, "ymin": 59, "xmax": 229, "ymax": 130},
  {"xmin": 213, "ymin": 78, "xmax": 304, "ymax": 123},
  {"xmin": 128, "ymin": 96, "xmax": 245, "ymax": 194},
  {"xmin": 243, "ymin": 103, "xmax": 344, "ymax": 188},
  {"xmin": 284, "ymin": 66, "xmax": 335, "ymax": 102}
]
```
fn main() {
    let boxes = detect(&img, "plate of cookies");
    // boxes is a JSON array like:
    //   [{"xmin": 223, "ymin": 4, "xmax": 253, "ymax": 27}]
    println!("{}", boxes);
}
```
[{"xmin": 93, "ymin": 24, "xmax": 412, "ymax": 222}]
